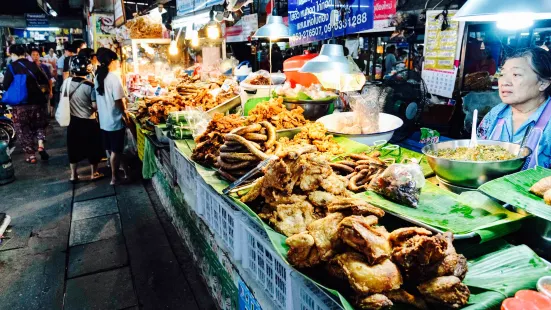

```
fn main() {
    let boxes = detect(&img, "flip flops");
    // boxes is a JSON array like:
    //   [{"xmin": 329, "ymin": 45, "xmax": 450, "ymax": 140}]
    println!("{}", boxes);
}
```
[{"xmin": 25, "ymin": 156, "xmax": 37, "ymax": 164}]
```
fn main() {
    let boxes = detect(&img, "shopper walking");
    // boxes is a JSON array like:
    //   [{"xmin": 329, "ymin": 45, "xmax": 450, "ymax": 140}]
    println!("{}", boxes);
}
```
[
  {"xmin": 62, "ymin": 55, "xmax": 105, "ymax": 183},
  {"xmin": 95, "ymin": 49, "xmax": 128, "ymax": 185},
  {"xmin": 2, "ymin": 45, "xmax": 50, "ymax": 163}
]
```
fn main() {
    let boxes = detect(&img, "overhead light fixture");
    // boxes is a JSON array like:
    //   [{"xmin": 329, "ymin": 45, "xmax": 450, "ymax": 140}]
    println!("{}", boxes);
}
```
[
  {"xmin": 454, "ymin": 0, "xmax": 551, "ymax": 30},
  {"xmin": 206, "ymin": 9, "xmax": 220, "ymax": 40},
  {"xmin": 300, "ymin": 43, "xmax": 366, "ymax": 91},
  {"xmin": 169, "ymin": 29, "xmax": 182, "ymax": 55},
  {"xmin": 253, "ymin": 13, "xmax": 289, "ymax": 39}
]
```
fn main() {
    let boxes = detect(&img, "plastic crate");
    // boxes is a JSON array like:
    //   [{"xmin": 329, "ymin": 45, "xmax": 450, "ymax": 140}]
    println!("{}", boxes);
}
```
[
  {"xmin": 198, "ymin": 183, "xmax": 243, "ymax": 261},
  {"xmin": 241, "ymin": 217, "xmax": 293, "ymax": 310},
  {"xmin": 291, "ymin": 272, "xmax": 342, "ymax": 310},
  {"xmin": 135, "ymin": 123, "xmax": 145, "ymax": 161}
]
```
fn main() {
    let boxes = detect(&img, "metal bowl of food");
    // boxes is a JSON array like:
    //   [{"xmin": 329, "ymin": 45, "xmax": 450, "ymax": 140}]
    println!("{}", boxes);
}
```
[
  {"xmin": 283, "ymin": 98, "xmax": 336, "ymax": 121},
  {"xmin": 422, "ymin": 139, "xmax": 532, "ymax": 188}
]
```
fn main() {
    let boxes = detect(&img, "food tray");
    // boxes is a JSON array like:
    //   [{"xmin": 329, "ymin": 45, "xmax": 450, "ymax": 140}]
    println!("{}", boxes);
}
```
[
  {"xmin": 282, "ymin": 96, "xmax": 337, "ymax": 104},
  {"xmin": 207, "ymin": 95, "xmax": 241, "ymax": 116}
]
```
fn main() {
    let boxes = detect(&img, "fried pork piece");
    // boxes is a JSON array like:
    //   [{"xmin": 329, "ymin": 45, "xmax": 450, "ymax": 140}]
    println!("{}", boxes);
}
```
[
  {"xmin": 307, "ymin": 212, "xmax": 344, "ymax": 261},
  {"xmin": 330, "ymin": 253, "xmax": 403, "ymax": 295},
  {"xmin": 388, "ymin": 227, "xmax": 433, "ymax": 248},
  {"xmin": 417, "ymin": 276, "xmax": 470, "ymax": 309},
  {"xmin": 285, "ymin": 232, "xmax": 320, "ymax": 268},
  {"xmin": 295, "ymin": 154, "xmax": 333, "ymax": 192},
  {"xmin": 423, "ymin": 232, "xmax": 468, "ymax": 280},
  {"xmin": 320, "ymin": 173, "xmax": 349, "ymax": 195},
  {"xmin": 530, "ymin": 176, "xmax": 551, "ymax": 197},
  {"xmin": 392, "ymin": 233, "xmax": 448, "ymax": 274},
  {"xmin": 338, "ymin": 216, "xmax": 391, "ymax": 265},
  {"xmin": 308, "ymin": 191, "xmax": 337, "ymax": 207},
  {"xmin": 356, "ymin": 294, "xmax": 393, "ymax": 310},
  {"xmin": 386, "ymin": 289, "xmax": 428, "ymax": 310},
  {"xmin": 270, "ymin": 200, "xmax": 316, "ymax": 237},
  {"xmin": 328, "ymin": 198, "xmax": 385, "ymax": 217}
]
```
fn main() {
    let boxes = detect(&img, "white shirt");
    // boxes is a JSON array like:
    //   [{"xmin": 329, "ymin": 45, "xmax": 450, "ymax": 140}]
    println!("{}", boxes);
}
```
[
  {"xmin": 57, "ymin": 55, "xmax": 65, "ymax": 71},
  {"xmin": 95, "ymin": 72, "xmax": 125, "ymax": 131}
]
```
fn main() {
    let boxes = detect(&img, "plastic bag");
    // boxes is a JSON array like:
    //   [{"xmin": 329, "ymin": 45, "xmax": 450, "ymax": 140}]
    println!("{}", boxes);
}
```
[
  {"xmin": 369, "ymin": 162, "xmax": 425, "ymax": 208},
  {"xmin": 243, "ymin": 70, "xmax": 272, "ymax": 85},
  {"xmin": 183, "ymin": 107, "xmax": 211, "ymax": 139},
  {"xmin": 123, "ymin": 128, "xmax": 138, "ymax": 156},
  {"xmin": 348, "ymin": 92, "xmax": 382, "ymax": 134},
  {"xmin": 55, "ymin": 78, "xmax": 71, "ymax": 127}
]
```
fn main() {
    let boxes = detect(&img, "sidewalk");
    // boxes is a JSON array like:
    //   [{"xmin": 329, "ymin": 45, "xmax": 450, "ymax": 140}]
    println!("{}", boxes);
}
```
[{"xmin": 0, "ymin": 124, "xmax": 214, "ymax": 310}]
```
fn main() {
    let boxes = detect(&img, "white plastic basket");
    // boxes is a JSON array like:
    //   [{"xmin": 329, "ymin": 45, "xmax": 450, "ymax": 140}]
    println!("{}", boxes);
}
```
[
  {"xmin": 241, "ymin": 217, "xmax": 293, "ymax": 310},
  {"xmin": 198, "ymin": 183, "xmax": 243, "ymax": 261},
  {"xmin": 176, "ymin": 152, "xmax": 197, "ymax": 209},
  {"xmin": 291, "ymin": 272, "xmax": 342, "ymax": 310}
]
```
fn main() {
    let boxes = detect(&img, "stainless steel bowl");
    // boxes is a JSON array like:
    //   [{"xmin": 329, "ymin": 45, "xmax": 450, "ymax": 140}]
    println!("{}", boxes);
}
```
[
  {"xmin": 283, "ymin": 99, "xmax": 334, "ymax": 121},
  {"xmin": 422, "ymin": 139, "xmax": 532, "ymax": 188}
]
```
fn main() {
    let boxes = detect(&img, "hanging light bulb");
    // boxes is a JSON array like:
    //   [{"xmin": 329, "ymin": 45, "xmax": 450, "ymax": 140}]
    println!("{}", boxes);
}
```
[
  {"xmin": 169, "ymin": 41, "xmax": 178, "ymax": 55},
  {"xmin": 191, "ymin": 30, "xmax": 199, "ymax": 47},
  {"xmin": 206, "ymin": 9, "xmax": 220, "ymax": 40}
]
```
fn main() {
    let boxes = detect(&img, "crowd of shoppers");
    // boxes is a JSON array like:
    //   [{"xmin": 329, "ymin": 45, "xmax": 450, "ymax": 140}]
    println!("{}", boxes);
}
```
[{"xmin": 2, "ymin": 41, "xmax": 129, "ymax": 185}]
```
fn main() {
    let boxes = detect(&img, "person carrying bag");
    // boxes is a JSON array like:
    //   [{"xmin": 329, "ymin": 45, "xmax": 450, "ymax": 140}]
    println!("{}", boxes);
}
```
[{"xmin": 2, "ymin": 44, "xmax": 50, "ymax": 164}]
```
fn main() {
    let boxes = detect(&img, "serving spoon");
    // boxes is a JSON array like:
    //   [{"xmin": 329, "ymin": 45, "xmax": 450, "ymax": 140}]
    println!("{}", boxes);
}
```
[{"xmin": 470, "ymin": 109, "xmax": 478, "ymax": 148}]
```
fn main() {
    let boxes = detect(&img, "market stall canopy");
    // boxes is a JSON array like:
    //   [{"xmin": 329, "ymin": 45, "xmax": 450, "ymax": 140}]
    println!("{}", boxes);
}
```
[{"xmin": 454, "ymin": 0, "xmax": 551, "ymax": 29}]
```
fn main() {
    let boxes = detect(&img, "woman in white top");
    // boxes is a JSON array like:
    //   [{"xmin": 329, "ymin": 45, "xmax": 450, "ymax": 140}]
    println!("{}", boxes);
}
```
[{"xmin": 95, "ymin": 49, "xmax": 128, "ymax": 185}]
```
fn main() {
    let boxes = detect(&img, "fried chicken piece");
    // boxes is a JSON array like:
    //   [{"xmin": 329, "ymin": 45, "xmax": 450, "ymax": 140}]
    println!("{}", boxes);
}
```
[
  {"xmin": 425, "ymin": 253, "xmax": 469, "ymax": 281},
  {"xmin": 262, "ymin": 159, "xmax": 292, "ymax": 195},
  {"xmin": 356, "ymin": 294, "xmax": 393, "ymax": 310},
  {"xmin": 277, "ymin": 144, "xmax": 317, "ymax": 159},
  {"xmin": 320, "ymin": 173, "xmax": 349, "ymax": 195},
  {"xmin": 530, "ymin": 176, "xmax": 551, "ymax": 197},
  {"xmin": 328, "ymin": 198, "xmax": 385, "ymax": 217},
  {"xmin": 388, "ymin": 227, "xmax": 433, "ymax": 248},
  {"xmin": 330, "ymin": 253, "xmax": 403, "ymax": 295},
  {"xmin": 307, "ymin": 212, "xmax": 344, "ymax": 261},
  {"xmin": 270, "ymin": 201, "xmax": 316, "ymax": 237},
  {"xmin": 392, "ymin": 233, "xmax": 448, "ymax": 273},
  {"xmin": 308, "ymin": 191, "xmax": 337, "ymax": 207},
  {"xmin": 386, "ymin": 290, "xmax": 428, "ymax": 309},
  {"xmin": 417, "ymin": 276, "xmax": 470, "ymax": 309},
  {"xmin": 339, "ymin": 216, "xmax": 392, "ymax": 265},
  {"xmin": 285, "ymin": 232, "xmax": 320, "ymax": 268}
]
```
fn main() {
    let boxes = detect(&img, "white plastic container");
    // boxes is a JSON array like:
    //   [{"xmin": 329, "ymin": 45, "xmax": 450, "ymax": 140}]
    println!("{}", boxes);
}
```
[
  {"xmin": 239, "ymin": 82, "xmax": 272, "ymax": 110},
  {"xmin": 291, "ymin": 272, "xmax": 342, "ymax": 310},
  {"xmin": 241, "ymin": 216, "xmax": 293, "ymax": 310}
]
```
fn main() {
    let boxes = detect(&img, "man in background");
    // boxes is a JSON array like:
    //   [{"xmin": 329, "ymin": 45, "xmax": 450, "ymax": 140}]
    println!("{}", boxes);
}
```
[
  {"xmin": 31, "ymin": 48, "xmax": 54, "ymax": 116},
  {"xmin": 63, "ymin": 40, "xmax": 86, "ymax": 81}
]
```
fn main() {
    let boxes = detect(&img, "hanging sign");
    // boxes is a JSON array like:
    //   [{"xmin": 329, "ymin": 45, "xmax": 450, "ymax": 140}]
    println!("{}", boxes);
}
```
[
  {"xmin": 114, "ymin": 0, "xmax": 125, "ymax": 27},
  {"xmin": 176, "ymin": 0, "xmax": 224, "ymax": 16},
  {"xmin": 226, "ymin": 14, "xmax": 258, "ymax": 42},
  {"xmin": 373, "ymin": 0, "xmax": 395, "ymax": 29},
  {"xmin": 288, "ymin": 0, "xmax": 374, "ymax": 46},
  {"xmin": 25, "ymin": 13, "xmax": 49, "ymax": 27}
]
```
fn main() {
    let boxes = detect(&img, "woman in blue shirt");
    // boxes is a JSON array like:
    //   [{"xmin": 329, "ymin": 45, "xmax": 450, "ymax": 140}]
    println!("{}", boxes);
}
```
[{"xmin": 478, "ymin": 47, "xmax": 551, "ymax": 168}]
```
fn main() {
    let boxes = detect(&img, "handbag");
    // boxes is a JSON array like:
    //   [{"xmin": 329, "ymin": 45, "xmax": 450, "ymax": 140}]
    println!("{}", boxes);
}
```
[
  {"xmin": 1, "ymin": 62, "xmax": 38, "ymax": 106},
  {"xmin": 55, "ymin": 78, "xmax": 84, "ymax": 127}
]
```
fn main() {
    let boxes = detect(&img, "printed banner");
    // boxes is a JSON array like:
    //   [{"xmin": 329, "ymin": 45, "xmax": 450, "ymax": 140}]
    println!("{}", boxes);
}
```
[
  {"xmin": 373, "ymin": 0, "xmax": 395, "ymax": 29},
  {"xmin": 288, "ymin": 0, "xmax": 374, "ymax": 46},
  {"xmin": 226, "ymin": 14, "xmax": 258, "ymax": 43}
]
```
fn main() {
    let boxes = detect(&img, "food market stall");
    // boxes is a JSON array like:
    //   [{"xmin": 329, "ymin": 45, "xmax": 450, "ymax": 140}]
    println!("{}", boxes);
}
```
[{"xmin": 119, "ymin": 2, "xmax": 551, "ymax": 309}]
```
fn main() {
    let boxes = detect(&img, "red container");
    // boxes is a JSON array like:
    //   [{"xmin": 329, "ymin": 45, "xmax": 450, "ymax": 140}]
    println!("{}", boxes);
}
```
[{"xmin": 283, "ymin": 52, "xmax": 320, "ymax": 87}]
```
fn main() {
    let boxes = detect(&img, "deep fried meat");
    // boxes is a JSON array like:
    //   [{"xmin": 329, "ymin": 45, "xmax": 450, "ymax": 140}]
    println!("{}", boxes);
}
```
[
  {"xmin": 338, "ymin": 215, "xmax": 391, "ymax": 265},
  {"xmin": 328, "ymin": 198, "xmax": 385, "ymax": 218},
  {"xmin": 388, "ymin": 227, "xmax": 433, "ymax": 248},
  {"xmin": 417, "ymin": 276, "xmax": 470, "ymax": 309}
]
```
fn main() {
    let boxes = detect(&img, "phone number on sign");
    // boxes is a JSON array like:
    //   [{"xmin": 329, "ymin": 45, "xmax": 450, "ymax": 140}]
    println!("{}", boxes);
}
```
[{"xmin": 293, "ymin": 12, "xmax": 370, "ymax": 40}]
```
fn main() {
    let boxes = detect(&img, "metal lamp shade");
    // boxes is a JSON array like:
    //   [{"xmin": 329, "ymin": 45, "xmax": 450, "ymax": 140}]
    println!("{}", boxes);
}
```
[
  {"xmin": 454, "ymin": 0, "xmax": 551, "ymax": 21},
  {"xmin": 253, "ymin": 15, "xmax": 290, "ymax": 38},
  {"xmin": 300, "ymin": 44, "xmax": 366, "ymax": 91}
]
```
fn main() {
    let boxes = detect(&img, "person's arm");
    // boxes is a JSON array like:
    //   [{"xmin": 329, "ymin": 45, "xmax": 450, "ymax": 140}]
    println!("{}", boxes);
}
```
[
  {"xmin": 62, "ymin": 56, "xmax": 70, "ymax": 80},
  {"xmin": 112, "ymin": 75, "xmax": 129, "ymax": 124},
  {"xmin": 90, "ymin": 86, "xmax": 97, "ymax": 111}
]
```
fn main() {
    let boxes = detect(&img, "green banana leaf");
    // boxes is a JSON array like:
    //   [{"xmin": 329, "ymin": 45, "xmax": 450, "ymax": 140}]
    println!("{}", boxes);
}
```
[
  {"xmin": 479, "ymin": 167, "xmax": 551, "ymax": 222},
  {"xmin": 359, "ymin": 183, "xmax": 527, "ymax": 242}
]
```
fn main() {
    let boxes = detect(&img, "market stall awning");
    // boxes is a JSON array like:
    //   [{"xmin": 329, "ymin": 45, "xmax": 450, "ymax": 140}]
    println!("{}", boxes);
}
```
[{"xmin": 175, "ymin": 0, "xmax": 224, "ymax": 17}]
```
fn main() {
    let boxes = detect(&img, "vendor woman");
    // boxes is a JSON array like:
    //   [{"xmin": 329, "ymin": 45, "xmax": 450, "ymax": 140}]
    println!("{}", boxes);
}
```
[{"xmin": 478, "ymin": 47, "xmax": 551, "ymax": 168}]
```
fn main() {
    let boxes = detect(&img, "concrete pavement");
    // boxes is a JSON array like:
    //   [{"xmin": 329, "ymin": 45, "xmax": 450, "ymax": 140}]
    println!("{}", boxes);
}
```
[{"xmin": 0, "ymin": 124, "xmax": 215, "ymax": 310}]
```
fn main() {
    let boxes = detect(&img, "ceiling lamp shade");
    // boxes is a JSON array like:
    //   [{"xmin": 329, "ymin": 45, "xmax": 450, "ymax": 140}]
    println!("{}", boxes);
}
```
[
  {"xmin": 454, "ymin": 0, "xmax": 551, "ymax": 29},
  {"xmin": 253, "ymin": 15, "xmax": 290, "ymax": 39},
  {"xmin": 300, "ymin": 44, "xmax": 366, "ymax": 91}
]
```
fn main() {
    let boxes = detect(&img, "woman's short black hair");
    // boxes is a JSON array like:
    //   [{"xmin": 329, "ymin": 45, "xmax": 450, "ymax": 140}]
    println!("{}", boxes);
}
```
[
  {"xmin": 506, "ymin": 47, "xmax": 551, "ymax": 97},
  {"xmin": 30, "ymin": 47, "xmax": 41, "ymax": 55},
  {"xmin": 386, "ymin": 45, "xmax": 396, "ymax": 53},
  {"xmin": 8, "ymin": 44, "xmax": 26, "ymax": 57}
]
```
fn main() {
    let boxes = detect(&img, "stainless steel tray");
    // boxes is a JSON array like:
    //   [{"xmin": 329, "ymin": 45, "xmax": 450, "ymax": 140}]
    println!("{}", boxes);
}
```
[{"xmin": 207, "ymin": 95, "xmax": 241, "ymax": 116}]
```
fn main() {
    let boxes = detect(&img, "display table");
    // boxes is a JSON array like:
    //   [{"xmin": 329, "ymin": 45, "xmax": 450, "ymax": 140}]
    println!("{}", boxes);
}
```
[{"xmin": 141, "ymin": 133, "xmax": 551, "ymax": 310}]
